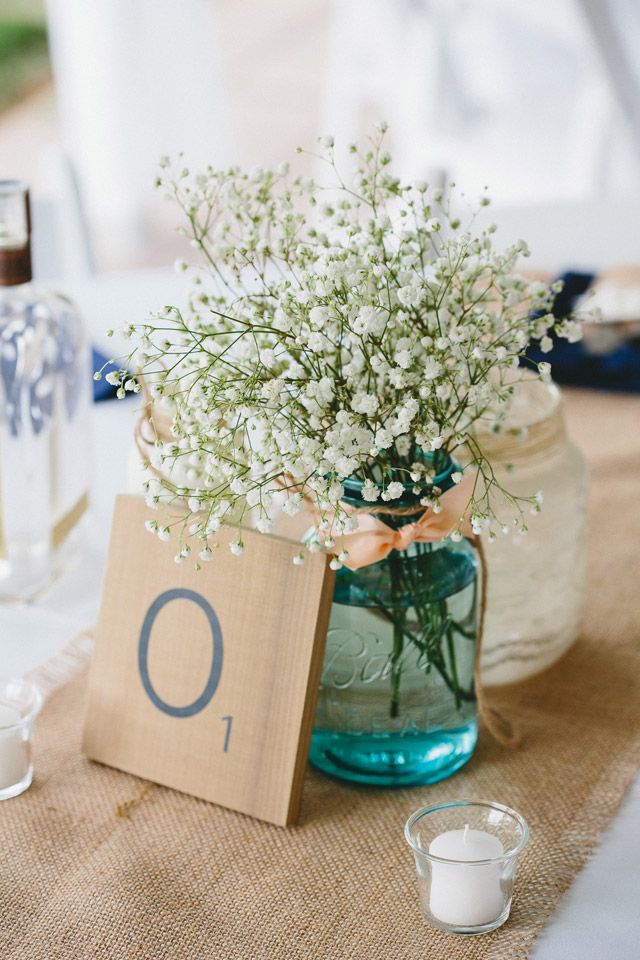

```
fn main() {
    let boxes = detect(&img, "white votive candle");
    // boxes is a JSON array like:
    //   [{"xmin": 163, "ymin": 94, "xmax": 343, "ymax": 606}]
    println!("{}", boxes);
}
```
[
  {"xmin": 0, "ymin": 703, "xmax": 30, "ymax": 790},
  {"xmin": 428, "ymin": 824, "xmax": 505, "ymax": 927}
]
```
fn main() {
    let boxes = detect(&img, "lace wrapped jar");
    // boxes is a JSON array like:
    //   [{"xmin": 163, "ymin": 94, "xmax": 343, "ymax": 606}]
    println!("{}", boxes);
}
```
[{"xmin": 477, "ymin": 377, "xmax": 588, "ymax": 685}]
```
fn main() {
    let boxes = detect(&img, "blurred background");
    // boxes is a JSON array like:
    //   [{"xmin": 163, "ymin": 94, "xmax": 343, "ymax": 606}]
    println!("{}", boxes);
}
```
[{"xmin": 2, "ymin": 0, "xmax": 640, "ymax": 277}]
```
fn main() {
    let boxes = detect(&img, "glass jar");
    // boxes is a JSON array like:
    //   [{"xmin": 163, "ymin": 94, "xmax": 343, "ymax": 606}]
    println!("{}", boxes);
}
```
[
  {"xmin": 0, "ymin": 181, "xmax": 91, "ymax": 601},
  {"xmin": 477, "ymin": 377, "xmax": 588, "ymax": 685},
  {"xmin": 309, "ymin": 461, "xmax": 478, "ymax": 787}
]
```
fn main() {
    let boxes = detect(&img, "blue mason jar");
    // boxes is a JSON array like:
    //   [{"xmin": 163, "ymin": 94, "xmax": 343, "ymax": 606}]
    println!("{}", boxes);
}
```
[{"xmin": 309, "ymin": 459, "xmax": 478, "ymax": 787}]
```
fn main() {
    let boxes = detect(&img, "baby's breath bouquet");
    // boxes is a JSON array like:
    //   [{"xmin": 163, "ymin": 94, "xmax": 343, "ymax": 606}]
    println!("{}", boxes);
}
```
[
  {"xmin": 108, "ymin": 125, "xmax": 578, "ymax": 563},
  {"xmin": 103, "ymin": 127, "xmax": 582, "ymax": 782}
]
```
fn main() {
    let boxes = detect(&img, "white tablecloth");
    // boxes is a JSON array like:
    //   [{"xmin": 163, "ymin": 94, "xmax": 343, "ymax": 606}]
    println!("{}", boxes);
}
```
[{"xmin": 3, "ymin": 269, "xmax": 639, "ymax": 959}]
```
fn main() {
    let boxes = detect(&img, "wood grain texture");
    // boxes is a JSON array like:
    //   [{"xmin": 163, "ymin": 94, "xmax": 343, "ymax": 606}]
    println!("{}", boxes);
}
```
[{"xmin": 82, "ymin": 495, "xmax": 334, "ymax": 826}]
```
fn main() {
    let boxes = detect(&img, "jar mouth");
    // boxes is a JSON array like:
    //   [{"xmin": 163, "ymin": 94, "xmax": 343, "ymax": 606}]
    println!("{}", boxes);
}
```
[
  {"xmin": 342, "ymin": 455, "xmax": 455, "ymax": 500},
  {"xmin": 404, "ymin": 799, "xmax": 529, "ymax": 864},
  {"xmin": 474, "ymin": 375, "xmax": 565, "ymax": 466}
]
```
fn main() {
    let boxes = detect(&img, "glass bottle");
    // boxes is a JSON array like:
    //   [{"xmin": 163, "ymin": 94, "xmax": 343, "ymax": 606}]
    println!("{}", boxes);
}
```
[
  {"xmin": 0, "ymin": 181, "xmax": 91, "ymax": 601},
  {"xmin": 477, "ymin": 376, "xmax": 589, "ymax": 684},
  {"xmin": 309, "ymin": 459, "xmax": 478, "ymax": 787}
]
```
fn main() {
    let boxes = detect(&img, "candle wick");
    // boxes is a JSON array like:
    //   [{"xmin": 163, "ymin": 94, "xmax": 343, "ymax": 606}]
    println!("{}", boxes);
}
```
[{"xmin": 464, "ymin": 823, "xmax": 469, "ymax": 843}]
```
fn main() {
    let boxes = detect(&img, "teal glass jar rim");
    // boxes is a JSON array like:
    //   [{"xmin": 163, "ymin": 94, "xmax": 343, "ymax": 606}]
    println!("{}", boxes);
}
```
[
  {"xmin": 404, "ymin": 799, "xmax": 529, "ymax": 865},
  {"xmin": 340, "ymin": 454, "xmax": 457, "ymax": 507}
]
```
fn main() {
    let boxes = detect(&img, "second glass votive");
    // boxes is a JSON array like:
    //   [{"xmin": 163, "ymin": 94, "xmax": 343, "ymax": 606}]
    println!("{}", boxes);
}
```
[
  {"xmin": 404, "ymin": 799, "xmax": 529, "ymax": 936},
  {"xmin": 0, "ymin": 677, "xmax": 42, "ymax": 800}
]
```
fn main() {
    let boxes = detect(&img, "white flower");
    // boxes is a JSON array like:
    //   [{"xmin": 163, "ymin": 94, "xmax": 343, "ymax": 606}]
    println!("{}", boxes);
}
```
[
  {"xmin": 395, "ymin": 349, "xmax": 412, "ymax": 370},
  {"xmin": 557, "ymin": 319, "xmax": 582, "ymax": 343},
  {"xmin": 351, "ymin": 393, "xmax": 379, "ymax": 416},
  {"xmin": 423, "ymin": 357, "xmax": 442, "ymax": 380},
  {"xmin": 229, "ymin": 540, "xmax": 244, "ymax": 556},
  {"xmin": 145, "ymin": 520, "xmax": 158, "ymax": 533},
  {"xmin": 273, "ymin": 309, "xmax": 293, "ymax": 332},
  {"xmin": 199, "ymin": 547, "xmax": 213, "ymax": 561},
  {"xmin": 309, "ymin": 305, "xmax": 330, "ymax": 326},
  {"xmin": 397, "ymin": 285, "xmax": 421, "ymax": 307},
  {"xmin": 307, "ymin": 332, "xmax": 326, "ymax": 353},
  {"xmin": 353, "ymin": 307, "xmax": 387, "ymax": 337},
  {"xmin": 382, "ymin": 481, "xmax": 404, "ymax": 500},
  {"xmin": 451, "ymin": 471, "xmax": 462, "ymax": 484},
  {"xmin": 105, "ymin": 371, "xmax": 120, "ymax": 386},
  {"xmin": 361, "ymin": 480, "xmax": 380, "ymax": 502},
  {"xmin": 282, "ymin": 494, "xmax": 303, "ymax": 516},
  {"xmin": 157, "ymin": 527, "xmax": 171, "ymax": 541},
  {"xmin": 374, "ymin": 428, "xmax": 393, "ymax": 449},
  {"xmin": 329, "ymin": 557, "xmax": 342, "ymax": 570},
  {"xmin": 292, "ymin": 553, "xmax": 305, "ymax": 565}
]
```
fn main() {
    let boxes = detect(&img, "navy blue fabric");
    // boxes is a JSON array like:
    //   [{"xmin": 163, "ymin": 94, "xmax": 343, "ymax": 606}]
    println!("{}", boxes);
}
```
[
  {"xmin": 527, "ymin": 271, "xmax": 640, "ymax": 392},
  {"xmin": 92, "ymin": 348, "xmax": 122, "ymax": 402}
]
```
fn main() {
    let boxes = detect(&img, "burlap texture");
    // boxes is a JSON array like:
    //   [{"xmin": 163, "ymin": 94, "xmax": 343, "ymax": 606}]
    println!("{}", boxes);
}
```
[{"xmin": 1, "ymin": 389, "xmax": 639, "ymax": 960}]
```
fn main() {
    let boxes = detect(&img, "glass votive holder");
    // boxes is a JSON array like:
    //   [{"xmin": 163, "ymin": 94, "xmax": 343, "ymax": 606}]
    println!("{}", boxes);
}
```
[
  {"xmin": 404, "ymin": 799, "xmax": 529, "ymax": 936},
  {"xmin": 0, "ymin": 678, "xmax": 43, "ymax": 800}
]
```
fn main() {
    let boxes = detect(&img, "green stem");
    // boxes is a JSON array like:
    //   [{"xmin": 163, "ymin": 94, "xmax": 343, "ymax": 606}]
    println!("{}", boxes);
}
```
[
  {"xmin": 358, "ymin": 544, "xmax": 476, "ymax": 710},
  {"xmin": 388, "ymin": 551, "xmax": 405, "ymax": 719},
  {"xmin": 444, "ymin": 605, "xmax": 462, "ymax": 710}
]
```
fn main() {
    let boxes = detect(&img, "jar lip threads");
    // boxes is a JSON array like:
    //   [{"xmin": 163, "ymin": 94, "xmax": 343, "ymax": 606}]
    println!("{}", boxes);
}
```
[{"xmin": 474, "ymin": 375, "xmax": 566, "ymax": 468}]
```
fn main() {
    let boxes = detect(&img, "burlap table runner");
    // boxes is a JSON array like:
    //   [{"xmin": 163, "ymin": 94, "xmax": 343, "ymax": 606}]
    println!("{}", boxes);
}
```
[{"xmin": 1, "ymin": 390, "xmax": 639, "ymax": 960}]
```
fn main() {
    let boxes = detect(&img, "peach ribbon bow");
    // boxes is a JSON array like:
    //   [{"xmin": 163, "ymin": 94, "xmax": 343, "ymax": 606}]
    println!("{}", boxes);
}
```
[{"xmin": 331, "ymin": 473, "xmax": 475, "ymax": 571}]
